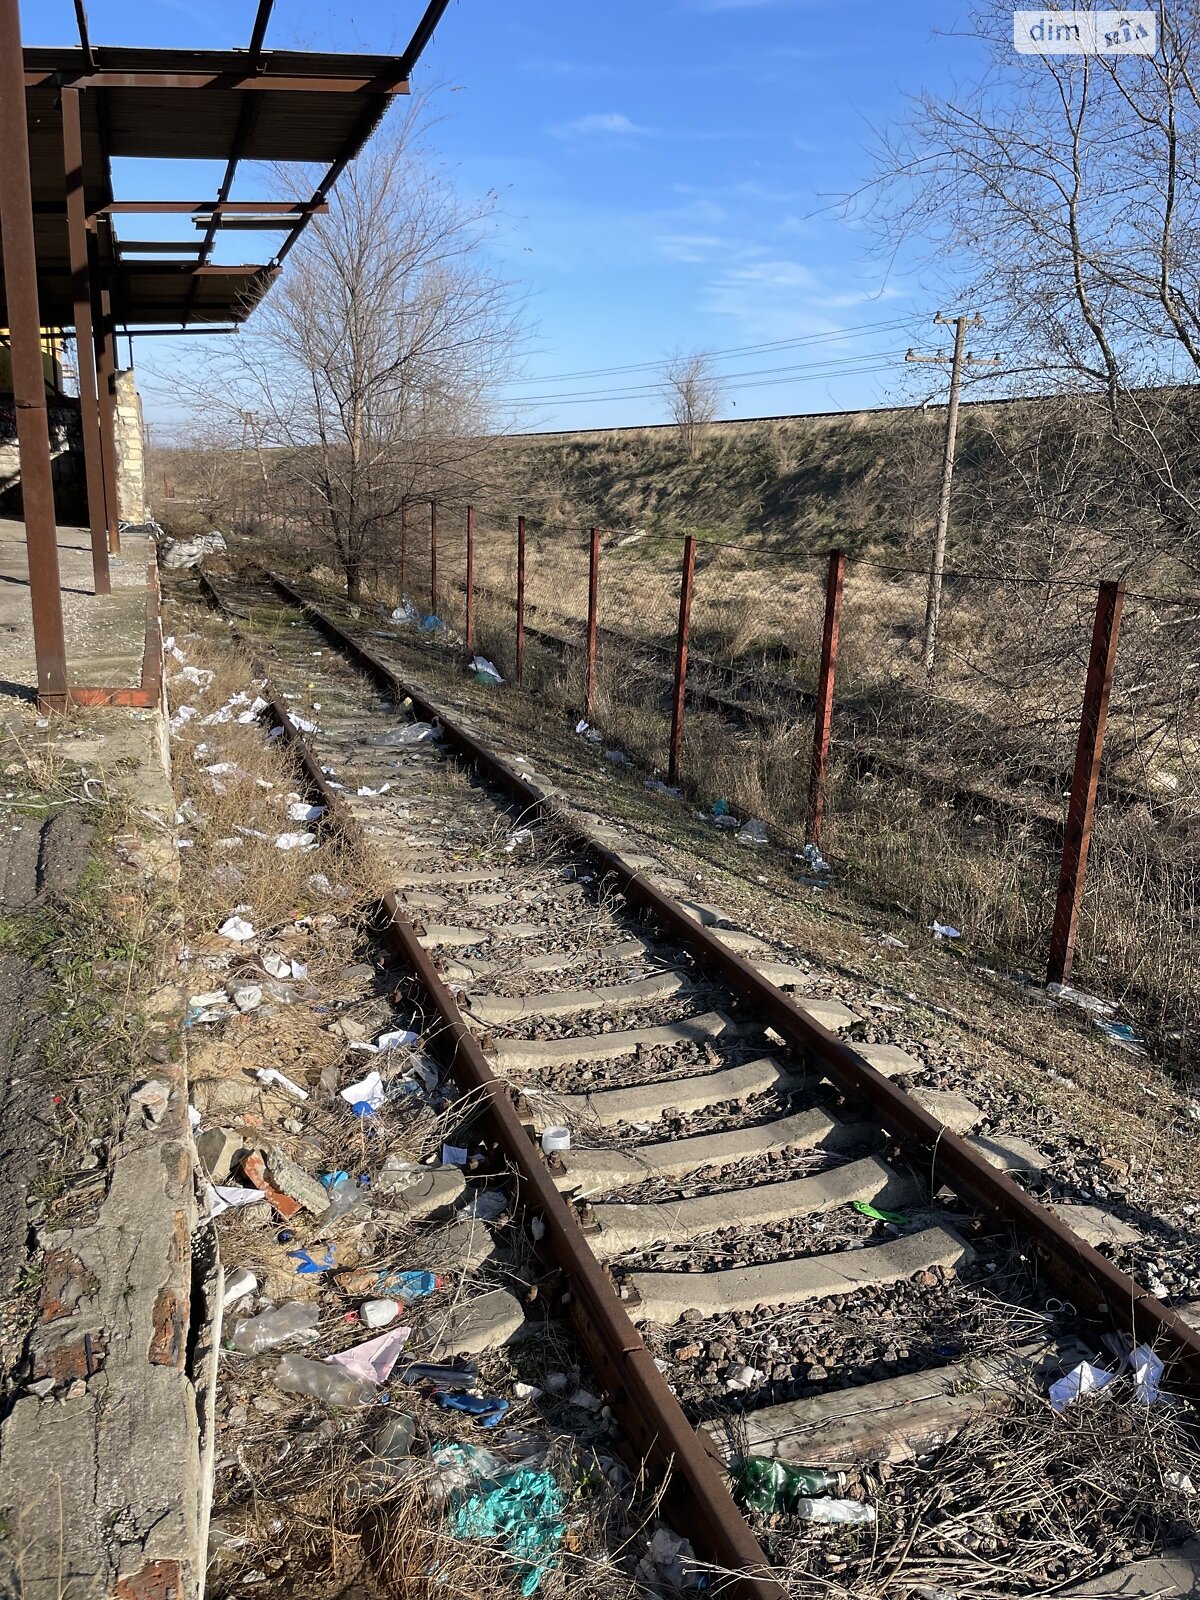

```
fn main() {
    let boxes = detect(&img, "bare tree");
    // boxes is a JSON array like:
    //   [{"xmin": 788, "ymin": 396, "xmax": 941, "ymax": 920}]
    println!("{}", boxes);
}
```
[
  {"xmin": 169, "ymin": 104, "xmax": 520, "ymax": 601},
  {"xmin": 865, "ymin": 0, "xmax": 1200, "ymax": 578},
  {"xmin": 660, "ymin": 350, "xmax": 723, "ymax": 459}
]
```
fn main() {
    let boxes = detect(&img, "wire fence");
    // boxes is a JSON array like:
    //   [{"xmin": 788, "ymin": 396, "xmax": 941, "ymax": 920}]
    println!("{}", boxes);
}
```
[{"xmin": 251, "ymin": 492, "xmax": 1200, "ymax": 1071}]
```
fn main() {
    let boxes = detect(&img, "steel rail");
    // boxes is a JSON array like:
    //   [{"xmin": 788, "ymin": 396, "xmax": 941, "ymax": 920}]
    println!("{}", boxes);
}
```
[
  {"xmin": 191, "ymin": 565, "xmax": 785, "ymax": 1598},
  {"xmin": 262, "ymin": 567, "xmax": 1200, "ymax": 1399}
]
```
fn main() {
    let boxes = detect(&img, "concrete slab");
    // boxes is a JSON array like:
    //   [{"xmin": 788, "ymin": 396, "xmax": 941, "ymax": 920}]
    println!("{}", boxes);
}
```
[
  {"xmin": 493, "ymin": 1011, "xmax": 732, "ymax": 1072},
  {"xmin": 1053, "ymin": 1555, "xmax": 1200, "ymax": 1597},
  {"xmin": 909, "ymin": 1088, "xmax": 985, "ymax": 1134},
  {"xmin": 555, "ymin": 1108, "xmax": 850, "ymax": 1195},
  {"xmin": 709, "ymin": 928, "xmax": 774, "ymax": 957},
  {"xmin": 968, "ymin": 1133, "xmax": 1045, "ymax": 1172},
  {"xmin": 751, "ymin": 962, "xmax": 814, "ymax": 989},
  {"xmin": 0, "ymin": 521, "xmax": 150, "ymax": 696},
  {"xmin": 418, "ymin": 923, "xmax": 493, "ymax": 948},
  {"xmin": 857, "ymin": 1042, "xmax": 923, "ymax": 1078},
  {"xmin": 417, "ymin": 1218, "xmax": 499, "ymax": 1272},
  {"xmin": 375, "ymin": 1164, "xmax": 466, "ymax": 1221},
  {"xmin": 423, "ymin": 1288, "xmax": 527, "ymax": 1358},
  {"xmin": 1053, "ymin": 1203, "xmax": 1142, "ymax": 1248},
  {"xmin": 710, "ymin": 1344, "xmax": 1041, "ymax": 1467},
  {"xmin": 802, "ymin": 998, "xmax": 861, "ymax": 1032},
  {"xmin": 591, "ymin": 1156, "xmax": 916, "ymax": 1258},
  {"xmin": 628, "ymin": 1224, "xmax": 971, "ymax": 1324},
  {"xmin": 395, "ymin": 866, "xmax": 502, "ymax": 887},
  {"xmin": 467, "ymin": 970, "xmax": 686, "ymax": 1025},
  {"xmin": 541, "ymin": 1056, "xmax": 806, "ymax": 1130}
]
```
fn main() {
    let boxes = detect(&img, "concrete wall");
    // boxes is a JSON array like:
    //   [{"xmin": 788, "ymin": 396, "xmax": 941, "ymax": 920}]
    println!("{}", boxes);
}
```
[{"xmin": 114, "ymin": 369, "xmax": 147, "ymax": 525}]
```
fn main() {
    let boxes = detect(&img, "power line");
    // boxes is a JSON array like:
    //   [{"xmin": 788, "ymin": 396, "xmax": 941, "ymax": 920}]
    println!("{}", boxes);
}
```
[
  {"xmin": 502, "ymin": 357, "xmax": 916, "ymax": 410},
  {"xmin": 504, "ymin": 316, "xmax": 920, "ymax": 390}
]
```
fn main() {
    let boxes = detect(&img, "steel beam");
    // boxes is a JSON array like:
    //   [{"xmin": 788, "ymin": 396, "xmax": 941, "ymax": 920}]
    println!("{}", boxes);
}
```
[
  {"xmin": 0, "ymin": 0, "xmax": 69, "ymax": 709},
  {"xmin": 93, "ymin": 261, "xmax": 122, "ymax": 554},
  {"xmin": 61, "ymin": 87, "xmax": 110, "ymax": 596},
  {"xmin": 25, "ymin": 69, "xmax": 410, "ymax": 93}
]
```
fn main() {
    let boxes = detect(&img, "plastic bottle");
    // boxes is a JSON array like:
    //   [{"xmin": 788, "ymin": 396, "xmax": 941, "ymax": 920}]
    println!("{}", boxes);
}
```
[
  {"xmin": 319, "ymin": 1173, "xmax": 365, "ymax": 1227},
  {"xmin": 272, "ymin": 1353, "xmax": 377, "ymax": 1407},
  {"xmin": 230, "ymin": 1302, "xmax": 320, "ymax": 1355},
  {"xmin": 794, "ymin": 1498, "xmax": 875, "ymax": 1525},
  {"xmin": 736, "ymin": 1455, "xmax": 846, "ymax": 1514}
]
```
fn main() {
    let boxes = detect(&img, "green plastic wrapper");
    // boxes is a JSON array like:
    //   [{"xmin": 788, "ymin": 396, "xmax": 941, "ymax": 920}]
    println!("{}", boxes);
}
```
[
  {"xmin": 735, "ymin": 1455, "xmax": 845, "ymax": 1515},
  {"xmin": 444, "ymin": 1448, "xmax": 566, "ymax": 1595}
]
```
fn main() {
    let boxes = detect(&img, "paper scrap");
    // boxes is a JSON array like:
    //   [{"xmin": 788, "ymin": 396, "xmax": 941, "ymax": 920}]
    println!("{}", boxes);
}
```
[{"xmin": 326, "ymin": 1327, "xmax": 411, "ymax": 1384}]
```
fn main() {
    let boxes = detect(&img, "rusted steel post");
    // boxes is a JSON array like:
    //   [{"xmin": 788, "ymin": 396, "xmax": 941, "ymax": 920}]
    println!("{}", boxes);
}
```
[
  {"xmin": 668, "ymin": 535, "xmax": 697, "ymax": 786},
  {"xmin": 516, "ymin": 513, "xmax": 526, "ymax": 685},
  {"xmin": 429, "ymin": 498, "xmax": 437, "ymax": 616},
  {"xmin": 1047, "ymin": 579, "xmax": 1126, "ymax": 985},
  {"xmin": 61, "ymin": 87, "xmax": 109, "ymax": 597},
  {"xmin": 399, "ymin": 501, "xmax": 408, "ymax": 595},
  {"xmin": 807, "ymin": 548, "xmax": 846, "ymax": 845},
  {"xmin": 465, "ymin": 503, "xmax": 474, "ymax": 649},
  {"xmin": 94, "ymin": 281, "xmax": 121, "ymax": 553},
  {"xmin": 0, "ymin": 0, "xmax": 69, "ymax": 708},
  {"xmin": 584, "ymin": 526, "xmax": 600, "ymax": 722}
]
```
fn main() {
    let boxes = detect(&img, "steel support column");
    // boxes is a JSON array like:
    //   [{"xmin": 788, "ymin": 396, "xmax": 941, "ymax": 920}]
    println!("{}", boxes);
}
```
[
  {"xmin": 61, "ymin": 86, "xmax": 109, "ymax": 596},
  {"xmin": 807, "ymin": 548, "xmax": 845, "ymax": 844},
  {"xmin": 516, "ymin": 514, "xmax": 526, "ymax": 685},
  {"xmin": 0, "ymin": 0, "xmax": 69, "ymax": 708},
  {"xmin": 93, "ymin": 270, "xmax": 121, "ymax": 553},
  {"xmin": 1046, "ymin": 580, "xmax": 1125, "ymax": 984},
  {"xmin": 585, "ymin": 526, "xmax": 600, "ymax": 722}
]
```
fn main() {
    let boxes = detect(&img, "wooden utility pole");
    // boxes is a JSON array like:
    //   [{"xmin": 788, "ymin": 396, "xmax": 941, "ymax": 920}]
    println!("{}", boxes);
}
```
[{"xmin": 906, "ymin": 313, "xmax": 997, "ymax": 674}]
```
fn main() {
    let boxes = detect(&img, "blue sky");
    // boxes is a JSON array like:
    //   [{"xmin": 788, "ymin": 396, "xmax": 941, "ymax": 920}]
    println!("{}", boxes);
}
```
[{"xmin": 27, "ymin": 0, "xmax": 988, "ymax": 432}]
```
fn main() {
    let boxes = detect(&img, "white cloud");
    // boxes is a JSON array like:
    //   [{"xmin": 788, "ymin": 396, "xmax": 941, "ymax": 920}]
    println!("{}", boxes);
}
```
[{"xmin": 550, "ymin": 112, "xmax": 652, "ymax": 139}]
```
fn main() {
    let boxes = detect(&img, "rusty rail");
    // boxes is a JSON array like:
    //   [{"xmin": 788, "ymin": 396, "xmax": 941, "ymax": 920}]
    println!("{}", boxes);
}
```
[{"xmin": 261, "ymin": 566, "xmax": 1200, "ymax": 1400}]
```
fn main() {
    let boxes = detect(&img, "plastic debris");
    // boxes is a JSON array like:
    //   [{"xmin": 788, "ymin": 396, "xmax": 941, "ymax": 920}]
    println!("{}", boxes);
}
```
[
  {"xmin": 1130, "ymin": 1343, "xmax": 1165, "ymax": 1405},
  {"xmin": 328, "ymin": 1327, "xmax": 412, "ymax": 1384},
  {"xmin": 852, "ymin": 1200, "xmax": 911, "ymax": 1225},
  {"xmin": 339, "ymin": 1069, "xmax": 386, "ymax": 1111},
  {"xmin": 255, "ymin": 1067, "xmax": 309, "ymax": 1101},
  {"xmin": 1049, "ymin": 1360, "xmax": 1117, "ymax": 1410},
  {"xmin": 735, "ymin": 1456, "xmax": 846, "ymax": 1514},
  {"xmin": 379, "ymin": 1269, "xmax": 440, "ymax": 1303},
  {"xmin": 288, "ymin": 1245, "xmax": 337, "ymax": 1276},
  {"xmin": 319, "ymin": 1172, "xmax": 367, "ymax": 1226},
  {"xmin": 1094, "ymin": 1018, "xmax": 1147, "ymax": 1055},
  {"xmin": 460, "ymin": 1189, "xmax": 507, "ymax": 1221},
  {"xmin": 931, "ymin": 921, "xmax": 961, "ymax": 940},
  {"xmin": 232, "ymin": 985, "xmax": 263, "ymax": 1012},
  {"xmin": 505, "ymin": 827, "xmax": 534, "ymax": 853},
  {"xmin": 441, "ymin": 1143, "xmax": 469, "ymax": 1167},
  {"xmin": 795, "ymin": 1498, "xmax": 876, "ymax": 1525},
  {"xmin": 275, "ymin": 831, "xmax": 317, "ymax": 851},
  {"xmin": 724, "ymin": 1363, "xmax": 765, "ymax": 1392},
  {"xmin": 348, "ymin": 1027, "xmax": 419, "ymax": 1055},
  {"xmin": 737, "ymin": 818, "xmax": 769, "ymax": 847},
  {"xmin": 637, "ymin": 1528, "xmax": 697, "ymax": 1593},
  {"xmin": 574, "ymin": 719, "xmax": 600, "ymax": 742},
  {"xmin": 540, "ymin": 1126, "xmax": 571, "ymax": 1155},
  {"xmin": 224, "ymin": 1268, "xmax": 257, "ymax": 1306},
  {"xmin": 645, "ymin": 778, "xmax": 681, "ymax": 797},
  {"xmin": 712, "ymin": 799, "xmax": 730, "ymax": 817},
  {"xmin": 361, "ymin": 1298, "xmax": 400, "ymax": 1329},
  {"xmin": 130, "ymin": 1079, "xmax": 171, "ymax": 1125},
  {"xmin": 398, "ymin": 1361, "xmax": 478, "ymax": 1388},
  {"xmin": 287, "ymin": 801, "xmax": 326, "ymax": 822},
  {"xmin": 390, "ymin": 601, "xmax": 420, "ymax": 625},
  {"xmin": 262, "ymin": 953, "xmax": 307, "ymax": 981},
  {"xmin": 434, "ymin": 1391, "xmax": 509, "ymax": 1428},
  {"xmin": 713, "ymin": 812, "xmax": 741, "ymax": 830},
  {"xmin": 204, "ymin": 1183, "xmax": 266, "ymax": 1219},
  {"xmin": 218, "ymin": 915, "xmax": 256, "ymax": 943},
  {"xmin": 1046, "ymin": 982, "xmax": 1116, "ymax": 1016},
  {"xmin": 471, "ymin": 656, "xmax": 504, "ymax": 685},
  {"xmin": 1166, "ymin": 1471, "xmax": 1196, "ymax": 1494},
  {"xmin": 230, "ymin": 1302, "xmax": 320, "ymax": 1355},
  {"xmin": 445, "ymin": 1452, "xmax": 566, "ymax": 1596},
  {"xmin": 800, "ymin": 841, "xmax": 830, "ymax": 873},
  {"xmin": 273, "ymin": 1352, "xmax": 376, "ymax": 1406}
]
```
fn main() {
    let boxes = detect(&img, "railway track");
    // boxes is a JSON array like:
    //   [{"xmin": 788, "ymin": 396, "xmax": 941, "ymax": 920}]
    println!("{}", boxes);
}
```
[{"xmin": 186, "ymin": 561, "xmax": 1200, "ymax": 1596}]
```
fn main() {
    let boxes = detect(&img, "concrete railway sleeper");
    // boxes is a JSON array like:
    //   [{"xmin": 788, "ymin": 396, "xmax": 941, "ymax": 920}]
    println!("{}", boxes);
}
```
[{"xmin": 190, "ymin": 563, "xmax": 1200, "ymax": 1594}]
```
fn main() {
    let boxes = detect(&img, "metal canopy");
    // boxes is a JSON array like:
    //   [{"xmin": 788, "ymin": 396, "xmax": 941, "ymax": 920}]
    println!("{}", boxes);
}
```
[{"xmin": 4, "ymin": 0, "xmax": 453, "ymax": 330}]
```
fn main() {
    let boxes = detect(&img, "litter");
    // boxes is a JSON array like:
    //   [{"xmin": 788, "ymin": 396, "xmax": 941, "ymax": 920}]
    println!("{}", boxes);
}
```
[
  {"xmin": 262, "ymin": 953, "xmax": 307, "ymax": 981},
  {"xmin": 347, "ymin": 1026, "xmax": 419, "ymax": 1055},
  {"xmin": 275, "ymin": 831, "xmax": 317, "ymax": 851},
  {"xmin": 447, "ymin": 1456, "xmax": 565, "ymax": 1597},
  {"xmin": 724, "ymin": 1363, "xmax": 765, "ymax": 1392},
  {"xmin": 420, "ymin": 614, "xmax": 445, "ymax": 632},
  {"xmin": 505, "ymin": 828, "xmax": 534, "ymax": 853},
  {"xmin": 361, "ymin": 1298, "xmax": 400, "ymax": 1329},
  {"xmin": 378, "ymin": 1269, "xmax": 440, "ymax": 1303},
  {"xmin": 567, "ymin": 1388, "xmax": 601, "ymax": 1412},
  {"xmin": 1046, "ymin": 981, "xmax": 1116, "ymax": 1017},
  {"xmin": 290, "ymin": 714, "xmax": 318, "ymax": 734},
  {"xmin": 1130, "ymin": 1343, "xmax": 1165, "ymax": 1405},
  {"xmin": 712, "ymin": 799, "xmax": 730, "ymax": 817},
  {"xmin": 169, "ymin": 704, "xmax": 199, "ymax": 733},
  {"xmin": 223, "ymin": 1267, "xmax": 257, "ymax": 1305},
  {"xmin": 218, "ymin": 915, "xmax": 256, "ymax": 943},
  {"xmin": 605, "ymin": 749, "xmax": 631, "ymax": 764},
  {"xmin": 320, "ymin": 1172, "xmax": 367, "ymax": 1226},
  {"xmin": 204, "ymin": 1183, "xmax": 266, "ymax": 1219},
  {"xmin": 375, "ymin": 722, "xmax": 438, "ymax": 746},
  {"xmin": 735, "ymin": 1456, "xmax": 845, "ymax": 1514},
  {"xmin": 232, "ymin": 985, "xmax": 263, "ymax": 1012},
  {"xmin": 460, "ymin": 1189, "xmax": 507, "ymax": 1221},
  {"xmin": 637, "ymin": 1528, "xmax": 697, "ymax": 1594},
  {"xmin": 737, "ymin": 818, "xmax": 769, "ymax": 847},
  {"xmin": 575, "ymin": 719, "xmax": 601, "ymax": 742},
  {"xmin": 339, "ymin": 1069, "xmax": 386, "ymax": 1111},
  {"xmin": 287, "ymin": 801, "xmax": 327, "ymax": 822},
  {"xmin": 273, "ymin": 1352, "xmax": 376, "ymax": 1407},
  {"xmin": 204, "ymin": 761, "xmax": 244, "ymax": 777},
  {"xmin": 327, "ymin": 1326, "xmax": 412, "ymax": 1384},
  {"xmin": 398, "ymin": 1361, "xmax": 478, "ymax": 1387},
  {"xmin": 441, "ymin": 1144, "xmax": 469, "ymax": 1167},
  {"xmin": 176, "ymin": 665, "xmax": 214, "ymax": 689},
  {"xmin": 795, "ymin": 1498, "xmax": 875, "ymax": 1525},
  {"xmin": 1049, "ymin": 1360, "xmax": 1117, "ymax": 1410},
  {"xmin": 356, "ymin": 784, "xmax": 391, "ymax": 797},
  {"xmin": 130, "ymin": 1079, "xmax": 171, "ymax": 1125},
  {"xmin": 434, "ymin": 1391, "xmax": 509, "ymax": 1428},
  {"xmin": 1094, "ymin": 1018, "xmax": 1148, "ymax": 1054},
  {"xmin": 931, "ymin": 921, "xmax": 961, "ymax": 940},
  {"xmin": 513, "ymin": 1381, "xmax": 542, "ymax": 1401},
  {"xmin": 645, "ymin": 778, "xmax": 681, "ymax": 797},
  {"xmin": 288, "ymin": 1245, "xmax": 337, "ymax": 1275},
  {"xmin": 230, "ymin": 1302, "xmax": 320, "ymax": 1355},
  {"xmin": 852, "ymin": 1200, "xmax": 910, "ymax": 1225},
  {"xmin": 235, "ymin": 696, "xmax": 270, "ymax": 724},
  {"xmin": 800, "ymin": 841, "xmax": 830, "ymax": 873},
  {"xmin": 1166, "ymin": 1471, "xmax": 1197, "ymax": 1494},
  {"xmin": 256, "ymin": 1068, "xmax": 309, "ymax": 1101},
  {"xmin": 713, "ymin": 813, "xmax": 741, "ymax": 830},
  {"xmin": 470, "ymin": 656, "xmax": 503, "ymax": 685},
  {"xmin": 390, "ymin": 601, "xmax": 420, "ymax": 625},
  {"xmin": 540, "ymin": 1126, "xmax": 571, "ymax": 1156}
]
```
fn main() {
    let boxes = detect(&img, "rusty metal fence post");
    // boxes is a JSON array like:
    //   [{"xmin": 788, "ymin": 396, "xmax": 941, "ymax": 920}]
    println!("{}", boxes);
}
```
[
  {"xmin": 465, "ymin": 504, "xmax": 475, "ymax": 649},
  {"xmin": 429, "ymin": 498, "xmax": 438, "ymax": 617},
  {"xmin": 668, "ymin": 535, "xmax": 697, "ymax": 786},
  {"xmin": 806, "ymin": 549, "xmax": 846, "ymax": 844},
  {"xmin": 585, "ymin": 526, "xmax": 600, "ymax": 721},
  {"xmin": 399, "ymin": 501, "xmax": 408, "ymax": 596},
  {"xmin": 516, "ymin": 514, "xmax": 526, "ymax": 685},
  {"xmin": 0, "ymin": 0, "xmax": 69, "ymax": 708},
  {"xmin": 1046, "ymin": 579, "xmax": 1125, "ymax": 985}
]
